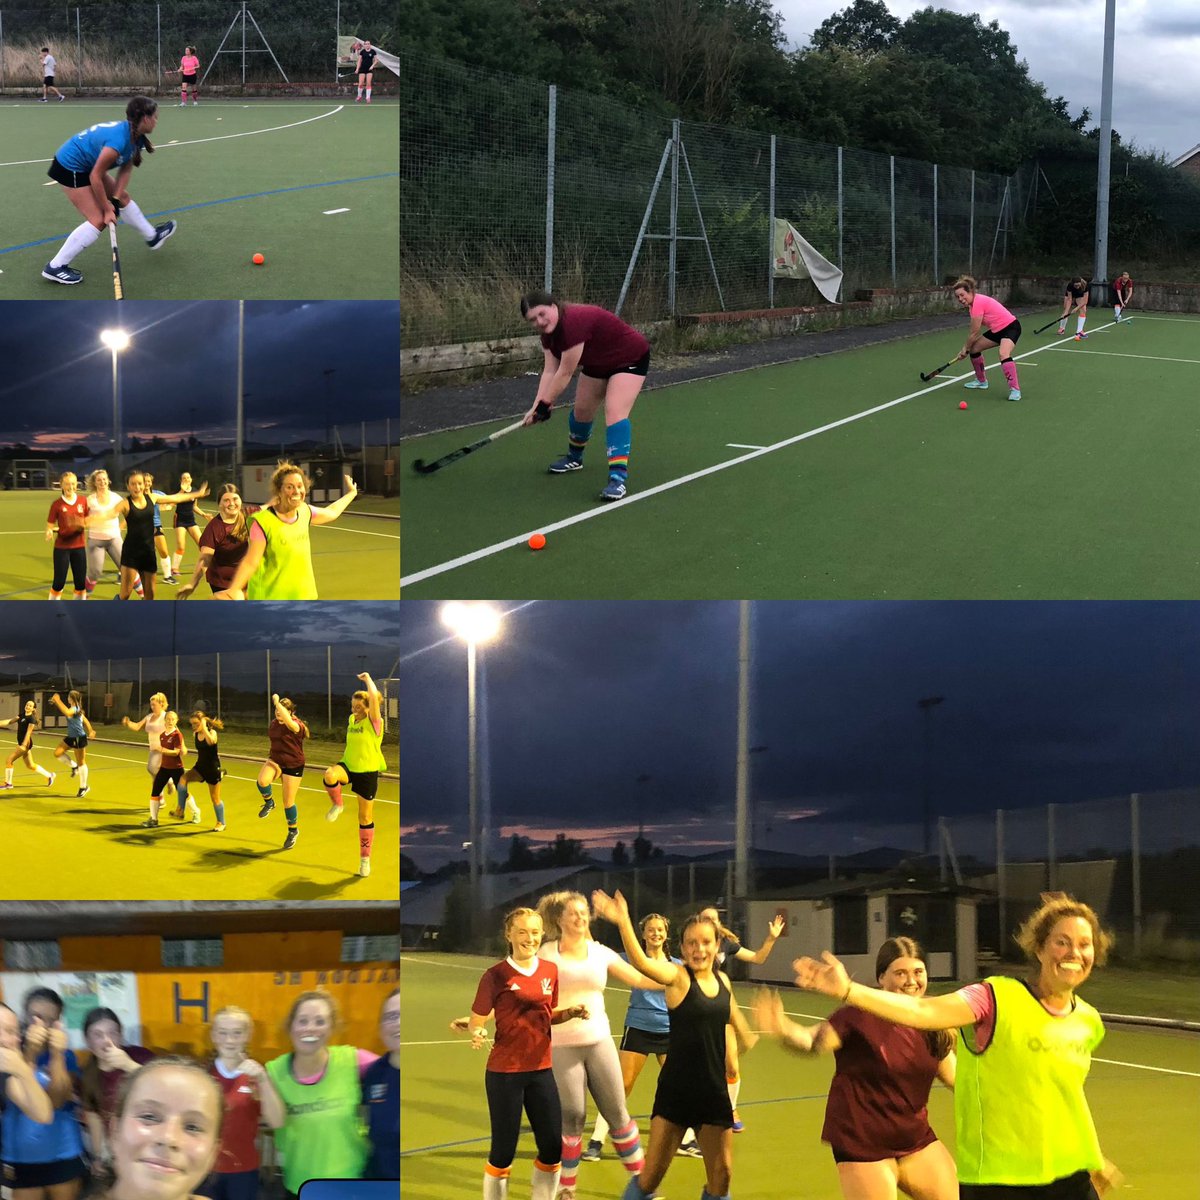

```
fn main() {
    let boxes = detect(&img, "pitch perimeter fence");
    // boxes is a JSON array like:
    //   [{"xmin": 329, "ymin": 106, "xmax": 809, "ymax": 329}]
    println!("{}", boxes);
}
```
[
  {"xmin": 939, "ymin": 788, "xmax": 1200, "ymax": 963},
  {"xmin": 403, "ymin": 49, "xmax": 1028, "ymax": 347},
  {"xmin": 0, "ymin": 1, "xmax": 394, "ymax": 90}
]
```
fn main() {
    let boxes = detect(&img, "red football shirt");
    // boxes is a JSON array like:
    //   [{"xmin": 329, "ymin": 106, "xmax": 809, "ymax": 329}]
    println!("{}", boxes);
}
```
[
  {"xmin": 209, "ymin": 1064, "xmax": 262, "ymax": 1171},
  {"xmin": 821, "ymin": 1006, "xmax": 942, "ymax": 1159},
  {"xmin": 542, "ymin": 304, "xmax": 650, "ymax": 374},
  {"xmin": 47, "ymin": 495, "xmax": 89, "ymax": 550},
  {"xmin": 472, "ymin": 958, "xmax": 558, "ymax": 1073},
  {"xmin": 268, "ymin": 718, "xmax": 308, "ymax": 769},
  {"xmin": 159, "ymin": 728, "xmax": 184, "ymax": 769}
]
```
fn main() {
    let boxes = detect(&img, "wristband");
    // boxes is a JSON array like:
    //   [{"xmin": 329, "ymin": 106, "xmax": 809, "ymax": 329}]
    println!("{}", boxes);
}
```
[{"xmin": 532, "ymin": 400, "xmax": 553, "ymax": 423}]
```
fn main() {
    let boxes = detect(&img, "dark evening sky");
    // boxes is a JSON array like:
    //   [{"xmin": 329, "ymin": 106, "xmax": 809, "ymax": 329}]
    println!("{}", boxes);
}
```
[
  {"xmin": 0, "ymin": 300, "xmax": 399, "ymax": 449},
  {"xmin": 400, "ymin": 601, "xmax": 1200, "ymax": 871}
]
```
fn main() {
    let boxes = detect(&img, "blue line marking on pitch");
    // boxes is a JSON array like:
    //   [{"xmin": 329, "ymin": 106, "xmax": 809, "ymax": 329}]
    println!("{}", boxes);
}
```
[{"xmin": 0, "ymin": 172, "xmax": 399, "ymax": 256}]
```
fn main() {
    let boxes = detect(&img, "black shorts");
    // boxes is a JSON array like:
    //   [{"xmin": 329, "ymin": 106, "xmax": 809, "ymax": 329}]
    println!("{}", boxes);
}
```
[
  {"xmin": 121, "ymin": 542, "xmax": 158, "ymax": 574},
  {"xmin": 189, "ymin": 761, "xmax": 222, "ymax": 787},
  {"xmin": 3, "ymin": 1156, "xmax": 87, "ymax": 1188},
  {"xmin": 981, "ymin": 319, "xmax": 1021, "ymax": 346},
  {"xmin": 153, "ymin": 766, "xmax": 184, "ymax": 794},
  {"xmin": 272, "ymin": 762, "xmax": 304, "ymax": 778},
  {"xmin": 63, "ymin": 735, "xmax": 88, "ymax": 750},
  {"xmin": 619, "ymin": 1025, "xmax": 670, "ymax": 1056},
  {"xmin": 47, "ymin": 156, "xmax": 89, "ymax": 189},
  {"xmin": 582, "ymin": 349, "xmax": 651, "ymax": 380},
  {"xmin": 44, "ymin": 75, "xmax": 56, "ymax": 86},
  {"xmin": 182, "ymin": 73, "xmax": 198, "ymax": 84},
  {"xmin": 338, "ymin": 762, "xmax": 378, "ymax": 801},
  {"xmin": 960, "ymin": 1171, "xmax": 1099, "ymax": 1200}
]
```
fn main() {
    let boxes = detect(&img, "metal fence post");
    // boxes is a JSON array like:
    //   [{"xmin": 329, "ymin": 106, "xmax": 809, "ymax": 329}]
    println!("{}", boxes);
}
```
[
  {"xmin": 544, "ymin": 84, "xmax": 556, "ymax": 292},
  {"xmin": 889, "ymin": 155, "xmax": 896, "ymax": 287},
  {"xmin": 1, "ymin": 12, "xmax": 5, "ymax": 93},
  {"xmin": 996, "ymin": 807, "xmax": 1006, "ymax": 951},
  {"xmin": 932, "ymin": 163, "xmax": 938, "ymax": 284},
  {"xmin": 668, "ymin": 119, "xmax": 680, "ymax": 316},
  {"xmin": 969, "ymin": 170, "xmax": 975, "ymax": 274},
  {"xmin": 1130, "ymin": 792, "xmax": 1142, "ymax": 960},
  {"xmin": 767, "ymin": 135, "xmax": 775, "ymax": 309},
  {"xmin": 265, "ymin": 650, "xmax": 271, "ymax": 722},
  {"xmin": 327, "ymin": 645, "xmax": 333, "ymax": 730},
  {"xmin": 1047, "ymin": 802, "xmax": 1056, "ymax": 891},
  {"xmin": 76, "ymin": 8, "xmax": 81, "ymax": 92},
  {"xmin": 157, "ymin": 4, "xmax": 161, "ymax": 90},
  {"xmin": 216, "ymin": 652, "xmax": 221, "ymax": 720}
]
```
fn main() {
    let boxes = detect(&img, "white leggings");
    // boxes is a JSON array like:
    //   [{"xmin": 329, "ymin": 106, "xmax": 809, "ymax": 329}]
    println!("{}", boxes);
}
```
[
  {"xmin": 87, "ymin": 536, "xmax": 123, "ymax": 581},
  {"xmin": 551, "ymin": 1037, "xmax": 632, "ymax": 1137}
]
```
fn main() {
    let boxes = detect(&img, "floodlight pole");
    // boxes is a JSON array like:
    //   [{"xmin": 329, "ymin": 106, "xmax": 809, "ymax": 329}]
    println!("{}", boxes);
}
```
[
  {"xmin": 734, "ymin": 601, "xmax": 751, "ymax": 898},
  {"xmin": 111, "ymin": 347, "xmax": 122, "ymax": 480},
  {"xmin": 236, "ymin": 300, "xmax": 245, "ymax": 479},
  {"xmin": 1093, "ymin": 0, "xmax": 1116, "ymax": 289},
  {"xmin": 918, "ymin": 695, "xmax": 944, "ymax": 856}
]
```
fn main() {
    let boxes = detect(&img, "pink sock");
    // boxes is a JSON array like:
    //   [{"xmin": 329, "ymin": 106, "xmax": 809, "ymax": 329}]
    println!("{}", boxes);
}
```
[
  {"xmin": 971, "ymin": 355, "xmax": 986, "ymax": 383},
  {"xmin": 359, "ymin": 824, "xmax": 375, "ymax": 857},
  {"xmin": 1001, "ymin": 359, "xmax": 1019, "ymax": 389},
  {"xmin": 181, "ymin": 89, "xmax": 186, "ymax": 103},
  {"xmin": 325, "ymin": 781, "xmax": 343, "ymax": 805}
]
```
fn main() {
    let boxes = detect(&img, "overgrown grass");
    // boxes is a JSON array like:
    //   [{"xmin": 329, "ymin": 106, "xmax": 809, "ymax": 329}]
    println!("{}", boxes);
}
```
[{"xmin": 2, "ymin": 41, "xmax": 159, "ymax": 87}]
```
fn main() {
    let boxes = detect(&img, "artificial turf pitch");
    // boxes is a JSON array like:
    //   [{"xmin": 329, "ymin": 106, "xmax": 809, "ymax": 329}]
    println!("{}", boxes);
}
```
[
  {"xmin": 0, "ymin": 733, "xmax": 398, "ymax": 900},
  {"xmin": 0, "ymin": 100, "xmax": 399, "ymax": 300},
  {"xmin": 0, "ymin": 492, "xmax": 400, "ymax": 600},
  {"xmin": 400, "ymin": 953, "xmax": 1200, "ymax": 1200},
  {"xmin": 401, "ymin": 313, "xmax": 1200, "ymax": 600}
]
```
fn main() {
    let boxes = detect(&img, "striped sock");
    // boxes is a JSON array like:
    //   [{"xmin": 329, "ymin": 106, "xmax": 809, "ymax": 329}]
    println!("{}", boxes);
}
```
[
  {"xmin": 606, "ymin": 418, "xmax": 631, "ymax": 482},
  {"xmin": 559, "ymin": 1135, "xmax": 583, "ymax": 1192},
  {"xmin": 610, "ymin": 1118, "xmax": 644, "ymax": 1174},
  {"xmin": 567, "ymin": 411, "xmax": 592, "ymax": 461}
]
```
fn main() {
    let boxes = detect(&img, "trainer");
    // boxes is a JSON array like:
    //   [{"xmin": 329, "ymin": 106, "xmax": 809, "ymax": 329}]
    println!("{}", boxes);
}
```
[{"xmin": 519, "ymin": 290, "xmax": 651, "ymax": 502}]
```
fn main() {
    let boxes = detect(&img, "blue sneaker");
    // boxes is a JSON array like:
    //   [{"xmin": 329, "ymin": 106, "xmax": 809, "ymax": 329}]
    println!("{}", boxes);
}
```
[
  {"xmin": 1008, "ymin": 388, "xmax": 1021, "ymax": 402},
  {"xmin": 547, "ymin": 455, "xmax": 583, "ymax": 474},
  {"xmin": 42, "ymin": 262, "xmax": 82, "ymax": 284},
  {"xmin": 146, "ymin": 220, "xmax": 177, "ymax": 250},
  {"xmin": 1074, "ymin": 332, "xmax": 1088, "ymax": 341},
  {"xmin": 600, "ymin": 478, "xmax": 627, "ymax": 502},
  {"xmin": 963, "ymin": 380, "xmax": 989, "ymax": 389}
]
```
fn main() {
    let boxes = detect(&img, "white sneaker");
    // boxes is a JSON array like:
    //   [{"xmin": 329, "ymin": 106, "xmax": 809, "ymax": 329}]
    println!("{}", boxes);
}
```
[
  {"xmin": 326, "ymin": 803, "xmax": 343, "ymax": 822},
  {"xmin": 358, "ymin": 857, "xmax": 371, "ymax": 877}
]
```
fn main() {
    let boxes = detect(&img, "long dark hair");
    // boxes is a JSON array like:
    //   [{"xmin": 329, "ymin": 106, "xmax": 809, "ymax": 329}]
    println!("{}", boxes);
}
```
[
  {"xmin": 519, "ymin": 289, "xmax": 559, "ymax": 317},
  {"xmin": 126, "ymin": 96, "xmax": 157, "ymax": 165},
  {"xmin": 875, "ymin": 936, "xmax": 954, "ymax": 1060}
]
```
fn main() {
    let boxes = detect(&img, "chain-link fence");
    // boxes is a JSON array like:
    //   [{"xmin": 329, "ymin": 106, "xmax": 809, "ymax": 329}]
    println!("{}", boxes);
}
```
[
  {"xmin": 940, "ymin": 789, "xmax": 1200, "ymax": 962},
  {"xmin": 402, "ymin": 49, "xmax": 1023, "ymax": 347},
  {"xmin": 0, "ymin": 2, "xmax": 395, "ymax": 90}
]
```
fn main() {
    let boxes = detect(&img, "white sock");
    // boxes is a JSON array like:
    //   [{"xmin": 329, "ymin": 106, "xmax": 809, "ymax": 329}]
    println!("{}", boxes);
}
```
[
  {"xmin": 172, "ymin": 553, "xmax": 183, "ymax": 571},
  {"xmin": 357, "ymin": 86, "xmax": 363, "ymax": 99},
  {"xmin": 1114, "ymin": 305, "xmax": 1121, "ymax": 319},
  {"xmin": 160, "ymin": 556, "xmax": 173, "ymax": 577},
  {"xmin": 1077, "ymin": 316, "xmax": 1085, "ymax": 334},
  {"xmin": 78, "ymin": 763, "xmax": 89, "ymax": 787},
  {"xmin": 35, "ymin": 765, "xmax": 51, "ymax": 779},
  {"xmin": 121, "ymin": 199, "xmax": 157, "ymax": 239},
  {"xmin": 482, "ymin": 1169, "xmax": 508, "ymax": 1200},
  {"xmin": 530, "ymin": 1162, "xmax": 560, "ymax": 1200},
  {"xmin": 728, "ymin": 1076, "xmax": 741, "ymax": 1108},
  {"xmin": 365, "ymin": 87, "xmax": 372, "ymax": 99},
  {"xmin": 591, "ymin": 1113, "xmax": 610, "ymax": 1144},
  {"xmin": 50, "ymin": 220, "xmax": 100, "ymax": 268},
  {"xmin": 4, "ymin": 768, "xmax": 12, "ymax": 785}
]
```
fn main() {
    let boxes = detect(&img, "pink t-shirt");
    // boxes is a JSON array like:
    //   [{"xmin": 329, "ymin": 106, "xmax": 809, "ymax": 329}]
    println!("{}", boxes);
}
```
[
  {"xmin": 957, "ymin": 978, "xmax": 1083, "ymax": 1051},
  {"xmin": 180, "ymin": 55, "xmax": 200, "ymax": 74},
  {"xmin": 969, "ymin": 294, "xmax": 1017, "ymax": 334}
]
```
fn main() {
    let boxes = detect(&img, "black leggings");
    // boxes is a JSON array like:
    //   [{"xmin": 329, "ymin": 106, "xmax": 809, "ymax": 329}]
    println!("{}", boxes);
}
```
[
  {"xmin": 485, "ymin": 1067, "xmax": 562, "ymax": 1170},
  {"xmin": 53, "ymin": 546, "xmax": 87, "ymax": 592}
]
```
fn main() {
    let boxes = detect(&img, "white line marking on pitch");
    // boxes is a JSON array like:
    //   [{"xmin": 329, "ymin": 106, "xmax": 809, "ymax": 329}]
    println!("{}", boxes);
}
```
[
  {"xmin": 0, "ymin": 106, "xmax": 344, "ymax": 167},
  {"xmin": 323, "ymin": 207, "xmax": 350, "ymax": 214},
  {"xmin": 1133, "ymin": 316, "xmax": 1200, "ymax": 323},
  {"xmin": 727, "ymin": 443, "xmax": 767, "ymax": 450},
  {"xmin": 1047, "ymin": 348, "xmax": 1200, "ymax": 366},
  {"xmin": 1092, "ymin": 1056, "xmax": 1200, "ymax": 1078}
]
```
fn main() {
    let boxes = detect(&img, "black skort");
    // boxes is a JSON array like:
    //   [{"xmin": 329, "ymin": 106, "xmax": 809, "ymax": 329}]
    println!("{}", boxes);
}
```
[
  {"xmin": 338, "ymin": 762, "xmax": 379, "ymax": 801},
  {"xmin": 47, "ymin": 156, "xmax": 89, "ymax": 189},
  {"xmin": 981, "ymin": 319, "xmax": 1021, "ymax": 345},
  {"xmin": 619, "ymin": 1025, "xmax": 670, "ymax": 1056},
  {"xmin": 582, "ymin": 349, "xmax": 651, "ymax": 380}
]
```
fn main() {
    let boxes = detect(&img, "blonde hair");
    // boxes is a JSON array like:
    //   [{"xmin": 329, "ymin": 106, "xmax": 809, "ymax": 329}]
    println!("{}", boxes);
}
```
[
  {"xmin": 536, "ymin": 891, "xmax": 589, "ymax": 941},
  {"xmin": 210, "ymin": 1005, "xmax": 253, "ymax": 1033},
  {"xmin": 149, "ymin": 692, "xmax": 168, "ymax": 709},
  {"xmin": 502, "ymin": 907, "xmax": 542, "ymax": 941},
  {"xmin": 269, "ymin": 460, "xmax": 312, "ymax": 503},
  {"xmin": 1015, "ymin": 893, "xmax": 1112, "ymax": 965},
  {"xmin": 952, "ymin": 275, "xmax": 977, "ymax": 293},
  {"xmin": 87, "ymin": 469, "xmax": 111, "ymax": 493}
]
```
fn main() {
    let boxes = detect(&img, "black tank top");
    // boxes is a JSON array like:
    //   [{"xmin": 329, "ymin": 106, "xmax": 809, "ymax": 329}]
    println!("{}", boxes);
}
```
[
  {"xmin": 658, "ymin": 966, "xmax": 730, "ymax": 1103},
  {"xmin": 125, "ymin": 497, "xmax": 155, "ymax": 550},
  {"xmin": 194, "ymin": 733, "xmax": 221, "ymax": 773}
]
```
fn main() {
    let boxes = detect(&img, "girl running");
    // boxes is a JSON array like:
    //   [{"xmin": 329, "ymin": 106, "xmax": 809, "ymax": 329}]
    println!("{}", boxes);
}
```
[
  {"xmin": 1, "ymin": 700, "xmax": 56, "ymax": 790},
  {"xmin": 45, "ymin": 472, "xmax": 89, "ymax": 600},
  {"xmin": 1058, "ymin": 276, "xmax": 1090, "ymax": 339},
  {"xmin": 451, "ymin": 909, "xmax": 584, "ymax": 1200},
  {"xmin": 754, "ymin": 936, "xmax": 958, "ymax": 1200},
  {"xmin": 78, "ymin": 1007, "xmax": 155, "ymax": 1169},
  {"xmin": 792, "ymin": 893, "xmax": 1123, "ymax": 1199},
  {"xmin": 322, "ymin": 672, "xmax": 387, "ymax": 878},
  {"xmin": 520, "ymin": 290, "xmax": 651, "ymax": 502},
  {"xmin": 218, "ymin": 464, "xmax": 359, "ymax": 601},
  {"xmin": 354, "ymin": 39, "xmax": 377, "ymax": 104},
  {"xmin": 583, "ymin": 912, "xmax": 678, "ymax": 1163},
  {"xmin": 166, "ymin": 46, "xmax": 201, "ymax": 106},
  {"xmin": 104, "ymin": 1057, "xmax": 222, "ymax": 1200},
  {"xmin": 0, "ymin": 1002, "xmax": 54, "ymax": 1125},
  {"xmin": 122, "ymin": 692, "xmax": 185, "ymax": 806},
  {"xmin": 951, "ymin": 276, "xmax": 1023, "ymax": 402},
  {"xmin": 180, "ymin": 710, "xmax": 226, "ymax": 830},
  {"xmin": 170, "ymin": 472, "xmax": 208, "ymax": 579},
  {"xmin": 42, "ymin": 96, "xmax": 176, "ymax": 287},
  {"xmin": 590, "ymin": 890, "xmax": 758, "ymax": 1200},
  {"xmin": 265, "ymin": 992, "xmax": 373, "ymax": 1197},
  {"xmin": 138, "ymin": 709, "xmax": 190, "ymax": 828},
  {"xmin": 176, "ymin": 485, "xmax": 258, "ymax": 599},
  {"xmin": 5, "ymin": 986, "xmax": 88, "ymax": 1200},
  {"xmin": 200, "ymin": 1006, "xmax": 285, "ymax": 1200},
  {"xmin": 111, "ymin": 471, "xmax": 207, "ymax": 600},
  {"xmin": 1112, "ymin": 271, "xmax": 1134, "ymax": 322},
  {"xmin": 83, "ymin": 469, "xmax": 135, "ymax": 596},
  {"xmin": 49, "ymin": 692, "xmax": 93, "ymax": 798},
  {"xmin": 363, "ymin": 989, "xmax": 399, "ymax": 1180},
  {"xmin": 258, "ymin": 695, "xmax": 309, "ymax": 851},
  {"xmin": 534, "ymin": 891, "xmax": 648, "ymax": 1200}
]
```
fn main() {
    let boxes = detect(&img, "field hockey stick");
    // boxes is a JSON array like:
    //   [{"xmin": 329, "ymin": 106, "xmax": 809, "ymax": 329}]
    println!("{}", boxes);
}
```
[
  {"xmin": 411, "ymin": 418, "xmax": 525, "ymax": 475},
  {"xmin": 109, "ymin": 222, "xmax": 124, "ymax": 301},
  {"xmin": 1034, "ymin": 302, "xmax": 1083, "ymax": 335},
  {"xmin": 920, "ymin": 353, "xmax": 963, "ymax": 383}
]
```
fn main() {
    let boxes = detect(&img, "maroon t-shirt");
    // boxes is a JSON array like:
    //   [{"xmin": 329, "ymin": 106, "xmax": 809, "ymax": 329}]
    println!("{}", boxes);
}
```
[
  {"xmin": 821, "ymin": 1006, "xmax": 942, "ymax": 1160},
  {"xmin": 48, "ymin": 495, "xmax": 89, "ymax": 550},
  {"xmin": 268, "ymin": 717, "xmax": 308, "ymax": 769},
  {"xmin": 472, "ymin": 958, "xmax": 558, "ymax": 1072},
  {"xmin": 197, "ymin": 510, "xmax": 259, "ymax": 592},
  {"xmin": 542, "ymin": 303, "xmax": 650, "ymax": 373}
]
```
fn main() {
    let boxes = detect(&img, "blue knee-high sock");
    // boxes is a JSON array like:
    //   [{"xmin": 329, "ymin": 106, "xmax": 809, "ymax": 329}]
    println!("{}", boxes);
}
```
[
  {"xmin": 701, "ymin": 1191, "xmax": 730, "ymax": 1200},
  {"xmin": 214, "ymin": 801, "xmax": 226, "ymax": 823},
  {"xmin": 177, "ymin": 780, "xmax": 190, "ymax": 807},
  {"xmin": 284, "ymin": 804, "xmax": 298, "ymax": 827},
  {"xmin": 606, "ymin": 418, "xmax": 631, "ymax": 482},
  {"xmin": 567, "ymin": 410, "xmax": 593, "ymax": 461},
  {"xmin": 257, "ymin": 782, "xmax": 273, "ymax": 801}
]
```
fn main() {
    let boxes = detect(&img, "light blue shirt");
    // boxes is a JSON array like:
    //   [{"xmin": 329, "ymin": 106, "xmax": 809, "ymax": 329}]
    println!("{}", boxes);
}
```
[{"xmin": 55, "ymin": 120, "xmax": 140, "ymax": 173}]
